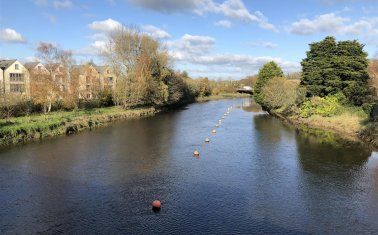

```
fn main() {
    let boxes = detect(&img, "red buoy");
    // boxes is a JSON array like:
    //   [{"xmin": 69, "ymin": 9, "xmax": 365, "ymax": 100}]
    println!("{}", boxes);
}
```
[{"xmin": 152, "ymin": 200, "xmax": 161, "ymax": 209}]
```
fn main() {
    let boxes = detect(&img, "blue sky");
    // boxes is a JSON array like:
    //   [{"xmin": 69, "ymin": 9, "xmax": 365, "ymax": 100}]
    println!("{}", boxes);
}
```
[{"xmin": 0, "ymin": 0, "xmax": 377, "ymax": 79}]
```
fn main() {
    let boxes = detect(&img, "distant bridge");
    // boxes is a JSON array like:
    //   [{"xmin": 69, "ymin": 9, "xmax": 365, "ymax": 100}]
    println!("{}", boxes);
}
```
[{"xmin": 237, "ymin": 86, "xmax": 253, "ymax": 95}]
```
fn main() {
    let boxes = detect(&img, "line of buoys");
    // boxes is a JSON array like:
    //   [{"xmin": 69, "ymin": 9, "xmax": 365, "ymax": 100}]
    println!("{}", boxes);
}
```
[{"xmin": 156, "ymin": 105, "xmax": 236, "ymax": 211}]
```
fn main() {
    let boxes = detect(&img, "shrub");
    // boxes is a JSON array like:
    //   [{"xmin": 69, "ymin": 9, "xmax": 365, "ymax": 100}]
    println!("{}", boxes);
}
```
[
  {"xmin": 260, "ymin": 77, "xmax": 298, "ymax": 113},
  {"xmin": 299, "ymin": 94, "xmax": 345, "ymax": 118}
]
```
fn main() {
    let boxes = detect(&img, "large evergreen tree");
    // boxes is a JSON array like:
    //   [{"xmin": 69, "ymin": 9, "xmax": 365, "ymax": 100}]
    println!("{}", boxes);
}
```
[
  {"xmin": 301, "ymin": 36, "xmax": 369, "ymax": 105},
  {"xmin": 254, "ymin": 61, "xmax": 283, "ymax": 104}
]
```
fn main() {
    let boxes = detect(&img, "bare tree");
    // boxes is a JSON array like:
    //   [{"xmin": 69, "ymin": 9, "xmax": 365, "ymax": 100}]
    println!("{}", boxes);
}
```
[
  {"xmin": 104, "ymin": 26, "xmax": 169, "ymax": 108},
  {"xmin": 32, "ymin": 42, "xmax": 74, "ymax": 113}
]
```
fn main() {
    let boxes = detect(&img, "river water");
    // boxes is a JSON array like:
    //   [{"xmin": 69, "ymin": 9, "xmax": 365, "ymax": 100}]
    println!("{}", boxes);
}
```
[{"xmin": 1, "ymin": 98, "xmax": 377, "ymax": 234}]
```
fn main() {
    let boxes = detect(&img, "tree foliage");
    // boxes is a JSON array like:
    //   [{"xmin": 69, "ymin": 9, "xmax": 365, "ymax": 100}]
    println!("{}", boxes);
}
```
[
  {"xmin": 301, "ymin": 36, "xmax": 369, "ymax": 105},
  {"xmin": 260, "ymin": 77, "xmax": 299, "ymax": 112},
  {"xmin": 254, "ymin": 61, "xmax": 284, "ymax": 104}
]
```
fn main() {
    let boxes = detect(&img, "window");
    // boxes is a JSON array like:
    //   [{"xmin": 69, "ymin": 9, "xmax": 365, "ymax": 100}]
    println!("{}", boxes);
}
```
[
  {"xmin": 9, "ymin": 73, "xmax": 24, "ymax": 82},
  {"xmin": 10, "ymin": 84, "xmax": 25, "ymax": 93},
  {"xmin": 15, "ymin": 64, "xmax": 19, "ymax": 70}
]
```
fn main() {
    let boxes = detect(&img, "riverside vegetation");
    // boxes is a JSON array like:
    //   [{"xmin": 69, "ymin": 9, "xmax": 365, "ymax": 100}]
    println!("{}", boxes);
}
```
[
  {"xmin": 252, "ymin": 36, "xmax": 378, "ymax": 147},
  {"xmin": 0, "ymin": 25, "xmax": 247, "ymax": 147}
]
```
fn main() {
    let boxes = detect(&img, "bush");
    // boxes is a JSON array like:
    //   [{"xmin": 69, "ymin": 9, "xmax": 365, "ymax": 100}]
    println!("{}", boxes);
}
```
[
  {"xmin": 254, "ymin": 61, "xmax": 284, "ymax": 104},
  {"xmin": 260, "ymin": 77, "xmax": 298, "ymax": 113},
  {"xmin": 299, "ymin": 94, "xmax": 345, "ymax": 118}
]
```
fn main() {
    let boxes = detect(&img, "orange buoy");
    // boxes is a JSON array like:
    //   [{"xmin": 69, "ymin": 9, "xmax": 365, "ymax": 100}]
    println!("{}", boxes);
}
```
[
  {"xmin": 152, "ymin": 200, "xmax": 161, "ymax": 209},
  {"xmin": 194, "ymin": 150, "xmax": 200, "ymax": 156},
  {"xmin": 205, "ymin": 137, "xmax": 210, "ymax": 143}
]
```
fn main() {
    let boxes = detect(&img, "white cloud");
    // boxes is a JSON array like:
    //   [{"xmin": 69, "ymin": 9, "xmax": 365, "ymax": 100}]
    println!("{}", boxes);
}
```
[
  {"xmin": 0, "ymin": 28, "xmax": 27, "ymax": 43},
  {"xmin": 167, "ymin": 34, "xmax": 216, "ymax": 57},
  {"xmin": 88, "ymin": 18, "xmax": 123, "ymax": 33},
  {"xmin": 289, "ymin": 13, "xmax": 349, "ymax": 35},
  {"xmin": 290, "ymin": 13, "xmax": 378, "ymax": 35},
  {"xmin": 53, "ymin": 0, "xmax": 73, "ymax": 9},
  {"xmin": 23, "ymin": 56, "xmax": 40, "ymax": 63},
  {"xmin": 77, "ymin": 40, "xmax": 108, "ymax": 56},
  {"xmin": 130, "ymin": 0, "xmax": 277, "ymax": 32},
  {"xmin": 289, "ymin": 13, "xmax": 378, "ymax": 45},
  {"xmin": 142, "ymin": 25, "xmax": 171, "ymax": 39},
  {"xmin": 215, "ymin": 20, "xmax": 232, "ymax": 28},
  {"xmin": 249, "ymin": 41, "xmax": 278, "ymax": 48},
  {"xmin": 167, "ymin": 33, "xmax": 297, "ymax": 79}
]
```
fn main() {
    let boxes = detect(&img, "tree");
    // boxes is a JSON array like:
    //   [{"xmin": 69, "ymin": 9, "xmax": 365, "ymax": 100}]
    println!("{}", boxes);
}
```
[
  {"xmin": 254, "ymin": 61, "xmax": 283, "ymax": 104},
  {"xmin": 105, "ymin": 25, "xmax": 186, "ymax": 108},
  {"xmin": 368, "ymin": 60, "xmax": 378, "ymax": 99},
  {"xmin": 301, "ymin": 36, "xmax": 369, "ymax": 105},
  {"xmin": 32, "ymin": 42, "xmax": 73, "ymax": 113}
]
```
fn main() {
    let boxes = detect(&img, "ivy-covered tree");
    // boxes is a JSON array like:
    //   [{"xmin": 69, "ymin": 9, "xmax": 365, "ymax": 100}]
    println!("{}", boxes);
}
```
[
  {"xmin": 254, "ymin": 61, "xmax": 283, "ymax": 104},
  {"xmin": 301, "ymin": 36, "xmax": 369, "ymax": 105}
]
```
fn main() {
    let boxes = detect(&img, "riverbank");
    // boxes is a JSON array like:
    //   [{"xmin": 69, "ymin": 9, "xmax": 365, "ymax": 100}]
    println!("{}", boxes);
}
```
[
  {"xmin": 0, "ymin": 106, "xmax": 158, "ymax": 147},
  {"xmin": 196, "ymin": 93, "xmax": 250, "ymax": 102},
  {"xmin": 0, "ymin": 94, "xmax": 249, "ymax": 148},
  {"xmin": 269, "ymin": 109, "xmax": 378, "ymax": 149}
]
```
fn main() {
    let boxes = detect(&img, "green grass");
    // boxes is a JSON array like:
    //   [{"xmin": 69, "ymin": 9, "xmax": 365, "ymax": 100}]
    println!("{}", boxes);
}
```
[{"xmin": 0, "ymin": 106, "xmax": 157, "ymax": 147}]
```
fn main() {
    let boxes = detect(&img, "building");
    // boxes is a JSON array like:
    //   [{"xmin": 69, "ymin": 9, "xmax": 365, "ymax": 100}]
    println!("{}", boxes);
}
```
[
  {"xmin": 72, "ymin": 64, "xmax": 101, "ymax": 99},
  {"xmin": 0, "ymin": 60, "xmax": 30, "ymax": 97},
  {"xmin": 96, "ymin": 65, "xmax": 116, "ymax": 90},
  {"xmin": 24, "ymin": 62, "xmax": 50, "ymax": 75},
  {"xmin": 44, "ymin": 63, "xmax": 70, "ymax": 93}
]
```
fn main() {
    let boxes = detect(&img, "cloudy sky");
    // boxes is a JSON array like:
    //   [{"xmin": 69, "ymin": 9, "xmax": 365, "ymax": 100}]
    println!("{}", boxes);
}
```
[{"xmin": 0, "ymin": 0, "xmax": 377, "ymax": 79}]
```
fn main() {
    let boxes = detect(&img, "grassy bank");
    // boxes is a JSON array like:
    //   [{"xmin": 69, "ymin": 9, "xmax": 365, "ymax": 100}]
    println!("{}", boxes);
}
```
[
  {"xmin": 268, "ymin": 104, "xmax": 378, "ymax": 149},
  {"xmin": 0, "ymin": 106, "xmax": 158, "ymax": 147},
  {"xmin": 196, "ymin": 93, "xmax": 251, "ymax": 102}
]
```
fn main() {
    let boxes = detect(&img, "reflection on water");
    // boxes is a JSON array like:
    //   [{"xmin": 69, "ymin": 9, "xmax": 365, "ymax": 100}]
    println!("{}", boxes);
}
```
[{"xmin": 0, "ymin": 98, "xmax": 377, "ymax": 234}]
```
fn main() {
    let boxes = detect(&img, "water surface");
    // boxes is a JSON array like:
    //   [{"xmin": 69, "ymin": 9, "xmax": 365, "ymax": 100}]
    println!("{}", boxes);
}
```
[{"xmin": 1, "ymin": 98, "xmax": 377, "ymax": 234}]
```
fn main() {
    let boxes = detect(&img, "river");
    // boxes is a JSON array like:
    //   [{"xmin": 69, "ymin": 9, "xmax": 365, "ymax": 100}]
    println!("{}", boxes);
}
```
[{"xmin": 1, "ymin": 98, "xmax": 377, "ymax": 234}]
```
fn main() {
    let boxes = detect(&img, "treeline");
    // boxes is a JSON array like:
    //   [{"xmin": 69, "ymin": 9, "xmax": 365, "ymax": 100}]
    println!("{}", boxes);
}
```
[
  {"xmin": 254, "ymin": 36, "xmax": 377, "ymax": 115},
  {"xmin": 252, "ymin": 36, "xmax": 378, "ymax": 144},
  {"xmin": 1, "ymin": 26, "xmax": 234, "ymax": 119}
]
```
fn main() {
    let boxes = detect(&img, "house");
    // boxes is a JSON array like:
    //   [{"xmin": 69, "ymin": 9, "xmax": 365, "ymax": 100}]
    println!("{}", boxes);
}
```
[
  {"xmin": 72, "ymin": 64, "xmax": 101, "ymax": 99},
  {"xmin": 0, "ymin": 60, "xmax": 30, "ymax": 97},
  {"xmin": 24, "ymin": 62, "xmax": 50, "ymax": 75},
  {"xmin": 45, "ymin": 63, "xmax": 70, "ymax": 93},
  {"xmin": 96, "ymin": 65, "xmax": 116, "ymax": 90}
]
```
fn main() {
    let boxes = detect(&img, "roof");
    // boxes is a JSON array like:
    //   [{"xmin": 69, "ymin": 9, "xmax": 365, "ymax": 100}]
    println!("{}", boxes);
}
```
[
  {"xmin": 24, "ymin": 62, "xmax": 40, "ymax": 70},
  {"xmin": 0, "ymin": 60, "xmax": 17, "ymax": 70},
  {"xmin": 95, "ymin": 66, "xmax": 107, "ymax": 73}
]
